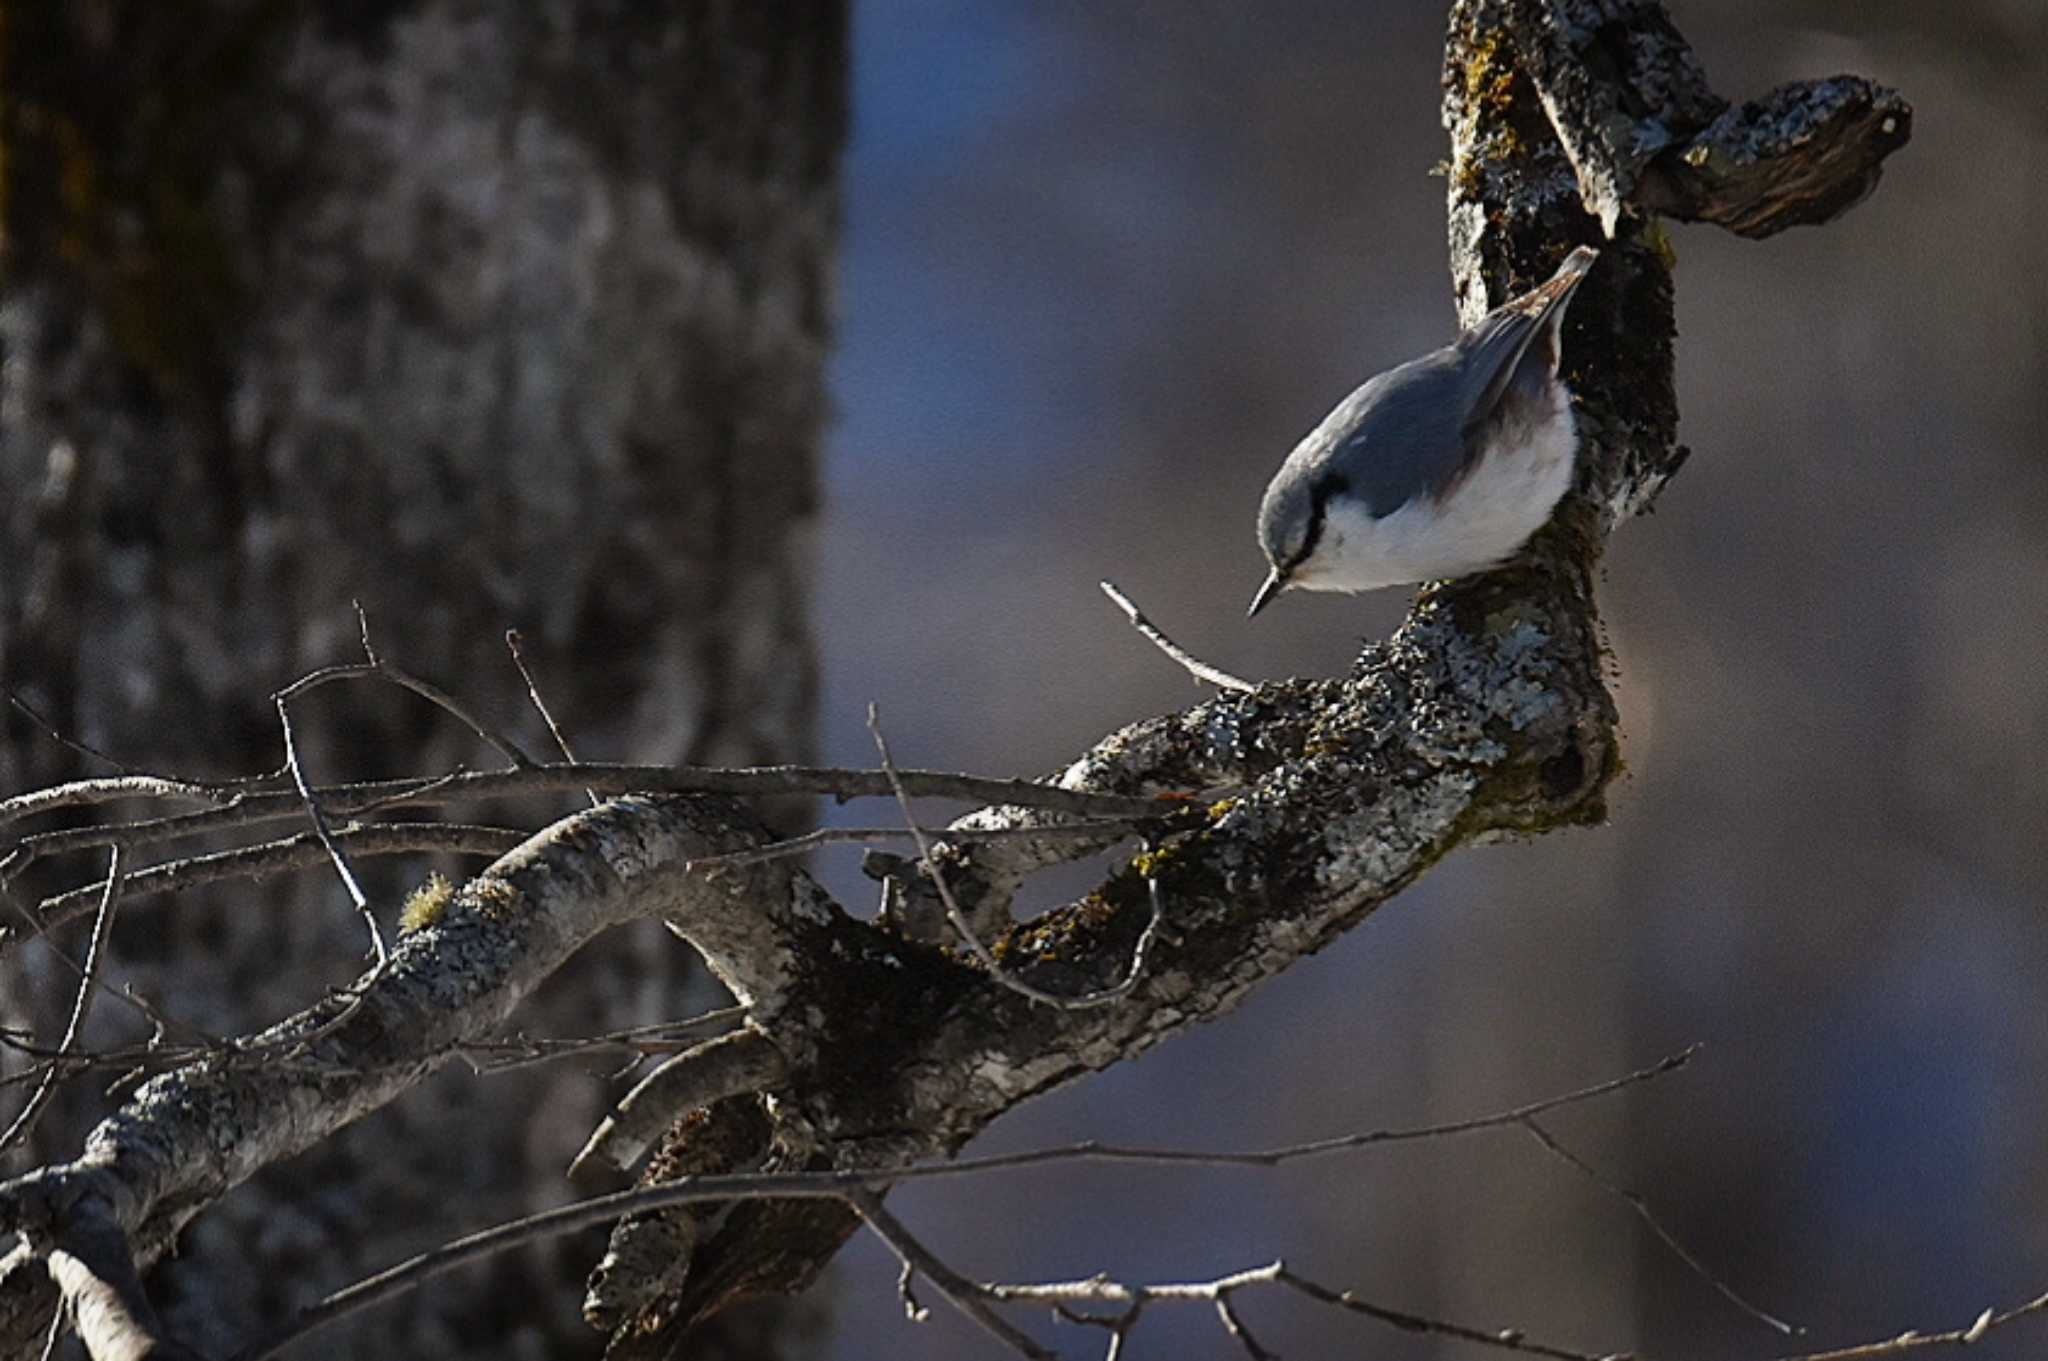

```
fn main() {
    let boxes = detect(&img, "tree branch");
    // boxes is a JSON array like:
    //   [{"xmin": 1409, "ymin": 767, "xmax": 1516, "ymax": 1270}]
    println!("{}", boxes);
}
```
[
  {"xmin": 1, "ymin": 763, "xmax": 1164, "ymax": 898},
  {"xmin": 41, "ymin": 1210, "xmax": 206, "ymax": 1361},
  {"xmin": 0, "ymin": 794, "xmax": 837, "ymax": 1355},
  {"xmin": 0, "ymin": 850, "xmax": 125, "ymax": 1155},
  {"xmin": 571, "ymin": 1030, "xmax": 790, "ymax": 1184},
  {"xmin": 1638, "ymin": 76, "xmax": 1912, "ymax": 239},
  {"xmin": 21, "ymin": 824, "xmax": 528, "ymax": 938},
  {"xmin": 0, "ymin": 2, "xmax": 1914, "ymax": 1357},
  {"xmin": 214, "ymin": 1049, "xmax": 1682, "ymax": 1361}
]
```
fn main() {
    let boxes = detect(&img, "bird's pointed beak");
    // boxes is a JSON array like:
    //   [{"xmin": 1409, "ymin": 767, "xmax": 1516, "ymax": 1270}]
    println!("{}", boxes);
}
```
[{"xmin": 1247, "ymin": 567, "xmax": 1288, "ymax": 619}]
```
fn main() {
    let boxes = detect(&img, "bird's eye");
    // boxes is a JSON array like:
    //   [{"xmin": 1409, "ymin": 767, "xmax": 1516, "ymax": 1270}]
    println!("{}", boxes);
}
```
[{"xmin": 1293, "ymin": 473, "xmax": 1349, "ymax": 565}]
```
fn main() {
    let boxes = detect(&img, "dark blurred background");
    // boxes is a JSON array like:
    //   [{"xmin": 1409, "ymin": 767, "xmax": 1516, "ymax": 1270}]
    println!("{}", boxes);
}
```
[{"xmin": 813, "ymin": 2, "xmax": 2048, "ymax": 1357}]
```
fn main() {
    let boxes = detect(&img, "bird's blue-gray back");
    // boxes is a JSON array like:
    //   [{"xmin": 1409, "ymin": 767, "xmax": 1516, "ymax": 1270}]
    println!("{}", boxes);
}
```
[
  {"xmin": 1259, "ymin": 247, "xmax": 1591, "ymax": 562},
  {"xmin": 1293, "ymin": 350, "xmax": 1467, "ymax": 518}
]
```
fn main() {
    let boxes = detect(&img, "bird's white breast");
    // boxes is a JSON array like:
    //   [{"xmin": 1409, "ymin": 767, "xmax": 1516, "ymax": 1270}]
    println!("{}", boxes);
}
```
[{"xmin": 1298, "ymin": 385, "xmax": 1578, "ymax": 593}]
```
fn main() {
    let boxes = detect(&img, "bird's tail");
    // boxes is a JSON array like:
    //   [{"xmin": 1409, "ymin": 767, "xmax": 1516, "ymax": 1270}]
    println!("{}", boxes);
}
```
[{"xmin": 1503, "ymin": 245, "xmax": 1599, "ymax": 323}]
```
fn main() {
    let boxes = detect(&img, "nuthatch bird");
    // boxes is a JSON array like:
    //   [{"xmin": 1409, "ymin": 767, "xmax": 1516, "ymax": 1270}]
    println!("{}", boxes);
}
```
[{"xmin": 1248, "ymin": 246, "xmax": 1598, "ymax": 617}]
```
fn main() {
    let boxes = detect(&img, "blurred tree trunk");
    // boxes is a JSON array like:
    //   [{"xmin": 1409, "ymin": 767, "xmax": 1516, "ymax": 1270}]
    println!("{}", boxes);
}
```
[{"xmin": 0, "ymin": 2, "xmax": 843, "ymax": 1355}]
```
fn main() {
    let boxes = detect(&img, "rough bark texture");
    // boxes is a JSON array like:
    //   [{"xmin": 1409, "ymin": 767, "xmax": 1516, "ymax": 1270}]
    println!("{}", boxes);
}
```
[
  {"xmin": 0, "ymin": 2, "xmax": 1910, "ymax": 1359},
  {"xmin": 0, "ymin": 2, "xmax": 842, "ymax": 1356}
]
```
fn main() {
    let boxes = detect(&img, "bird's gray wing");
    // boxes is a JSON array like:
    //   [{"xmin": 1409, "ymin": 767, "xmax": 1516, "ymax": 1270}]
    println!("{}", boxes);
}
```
[
  {"xmin": 1302, "ymin": 353, "xmax": 1467, "ymax": 518},
  {"xmin": 1286, "ymin": 247, "xmax": 1596, "ymax": 520},
  {"xmin": 1455, "ymin": 246, "xmax": 1598, "ymax": 445}
]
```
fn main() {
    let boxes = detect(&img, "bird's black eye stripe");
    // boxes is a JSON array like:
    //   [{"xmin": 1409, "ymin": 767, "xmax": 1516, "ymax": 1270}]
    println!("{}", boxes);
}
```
[{"xmin": 1293, "ymin": 473, "xmax": 1348, "ymax": 567}]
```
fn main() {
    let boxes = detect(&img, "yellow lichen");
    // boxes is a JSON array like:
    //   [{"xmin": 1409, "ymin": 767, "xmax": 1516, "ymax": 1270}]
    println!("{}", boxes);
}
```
[
  {"xmin": 1128, "ymin": 845, "xmax": 1174, "ymax": 879},
  {"xmin": 1462, "ymin": 28, "xmax": 1519, "ymax": 113},
  {"xmin": 398, "ymin": 873, "xmax": 454, "ymax": 935}
]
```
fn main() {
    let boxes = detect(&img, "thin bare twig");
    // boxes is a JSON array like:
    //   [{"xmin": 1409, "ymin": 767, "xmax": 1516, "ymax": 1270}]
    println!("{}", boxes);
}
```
[
  {"xmin": 1099, "ymin": 580, "xmax": 1255, "ymax": 692},
  {"xmin": 228, "ymin": 1050, "xmax": 1687, "ymax": 1360},
  {"xmin": 4, "ymin": 807, "xmax": 219, "ymax": 878},
  {"xmin": 0, "ymin": 1035, "xmax": 212, "ymax": 1087},
  {"xmin": 505, "ymin": 628, "xmax": 597, "ymax": 807},
  {"xmin": 2, "ymin": 764, "xmax": 1166, "ymax": 875},
  {"xmin": 0, "ymin": 775, "xmax": 239, "ymax": 834},
  {"xmin": 1000, "ymin": 1244, "xmax": 2048, "ymax": 1361},
  {"xmin": 0, "ymin": 692, "xmax": 286, "ymax": 807},
  {"xmin": 295, "ymin": 602, "xmax": 537, "ymax": 769},
  {"xmin": 2, "ymin": 1002, "xmax": 732, "ymax": 1091},
  {"xmin": 1769, "ymin": 1289, "xmax": 2048, "ymax": 1361},
  {"xmin": 870, "ymin": 1047, "xmax": 1696, "ymax": 1176},
  {"xmin": 3, "ymin": 689, "xmax": 144, "ymax": 776},
  {"xmin": 897, "ymin": 1258, "xmax": 932, "ymax": 1322},
  {"xmin": 1520, "ymin": 1115, "xmax": 1799, "ymax": 1336},
  {"xmin": 261, "ymin": 611, "xmax": 536, "ymax": 835},
  {"xmin": 0, "ymin": 847, "xmax": 125, "ymax": 1154},
  {"xmin": 684, "ymin": 816, "xmax": 1150, "ymax": 873},
  {"xmin": 1215, "ymin": 1289, "xmax": 1279, "ymax": 1361},
  {"xmin": 22, "ymin": 824, "xmax": 527, "ymax": 938},
  {"xmin": 999, "ymin": 1266, "xmax": 1303, "ymax": 1361},
  {"xmin": 0, "ymin": 772, "xmax": 488, "ymax": 886},
  {"xmin": 462, "ymin": 1007, "xmax": 747, "ymax": 1074},
  {"xmin": 0, "ymin": 868, "xmax": 215, "ymax": 1054},
  {"xmin": 1275, "ymin": 1266, "xmax": 1611, "ymax": 1361},
  {"xmin": 896, "ymin": 1253, "xmax": 1612, "ymax": 1361},
  {"xmin": 273, "ymin": 690, "xmax": 382, "ymax": 962},
  {"xmin": 852, "ymin": 1188, "xmax": 1059, "ymax": 1361},
  {"xmin": 868, "ymin": 704, "xmax": 1165, "ymax": 1010}
]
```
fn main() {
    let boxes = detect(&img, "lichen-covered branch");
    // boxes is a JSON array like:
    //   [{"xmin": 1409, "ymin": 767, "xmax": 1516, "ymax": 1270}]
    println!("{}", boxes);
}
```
[
  {"xmin": 570, "ymin": 1030, "xmax": 791, "ymax": 1184},
  {"xmin": 1453, "ymin": 0, "xmax": 1910, "ymax": 243},
  {"xmin": 1638, "ymin": 76, "xmax": 1913, "ymax": 238},
  {"xmin": 0, "ymin": 2, "xmax": 1911, "ymax": 1357},
  {"xmin": 0, "ymin": 795, "xmax": 834, "ymax": 1355},
  {"xmin": 597, "ymin": 571, "xmax": 1622, "ymax": 1349}
]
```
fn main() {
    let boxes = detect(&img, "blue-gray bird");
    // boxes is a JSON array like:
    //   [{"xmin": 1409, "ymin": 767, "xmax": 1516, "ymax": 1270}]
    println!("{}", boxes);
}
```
[{"xmin": 1248, "ymin": 246, "xmax": 1598, "ymax": 617}]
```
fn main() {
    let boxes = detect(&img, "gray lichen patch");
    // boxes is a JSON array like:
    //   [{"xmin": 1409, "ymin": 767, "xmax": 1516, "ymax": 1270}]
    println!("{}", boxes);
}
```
[{"xmin": 1315, "ymin": 766, "xmax": 1478, "ymax": 894}]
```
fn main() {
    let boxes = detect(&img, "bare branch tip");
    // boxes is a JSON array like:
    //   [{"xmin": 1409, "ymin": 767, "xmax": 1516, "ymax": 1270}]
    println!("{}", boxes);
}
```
[
  {"xmin": 1097, "ymin": 580, "xmax": 1255, "ymax": 692},
  {"xmin": 898, "ymin": 1260, "xmax": 931, "ymax": 1323},
  {"xmin": 352, "ymin": 599, "xmax": 377, "ymax": 662}
]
